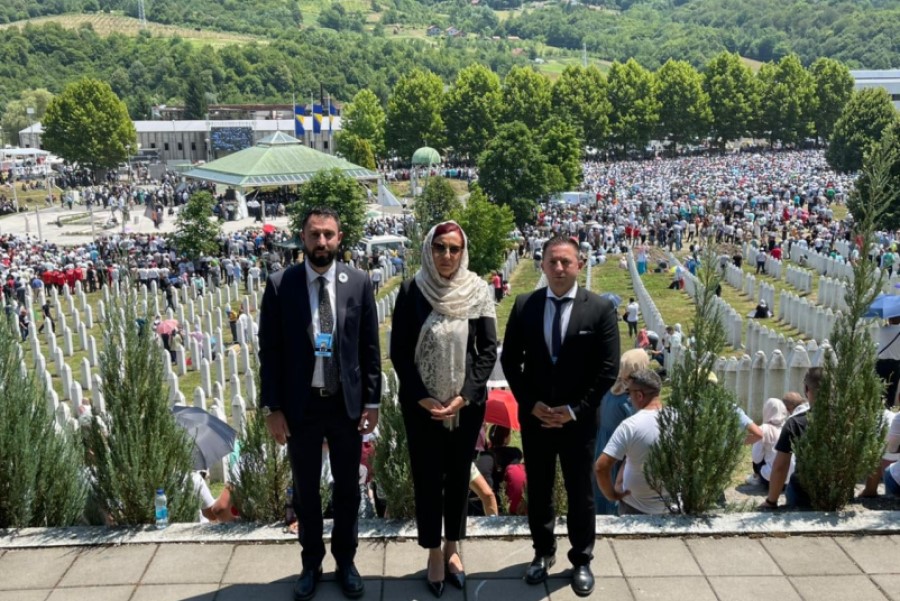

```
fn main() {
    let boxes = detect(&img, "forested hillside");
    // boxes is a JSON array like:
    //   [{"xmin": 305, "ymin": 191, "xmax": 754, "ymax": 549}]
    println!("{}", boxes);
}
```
[{"xmin": 3, "ymin": 0, "xmax": 899, "ymax": 68}]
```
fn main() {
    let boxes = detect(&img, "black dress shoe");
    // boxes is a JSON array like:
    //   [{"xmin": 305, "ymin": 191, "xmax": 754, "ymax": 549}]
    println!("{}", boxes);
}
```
[
  {"xmin": 336, "ymin": 564, "xmax": 365, "ymax": 599},
  {"xmin": 524, "ymin": 554, "xmax": 556, "ymax": 585},
  {"xmin": 571, "ymin": 565, "xmax": 595, "ymax": 597},
  {"xmin": 445, "ymin": 562, "xmax": 465, "ymax": 590},
  {"xmin": 293, "ymin": 566, "xmax": 322, "ymax": 601},
  {"xmin": 427, "ymin": 578, "xmax": 445, "ymax": 598}
]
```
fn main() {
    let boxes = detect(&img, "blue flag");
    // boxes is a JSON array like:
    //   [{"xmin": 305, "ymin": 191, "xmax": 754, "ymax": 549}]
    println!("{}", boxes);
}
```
[{"xmin": 294, "ymin": 105, "xmax": 305, "ymax": 136}]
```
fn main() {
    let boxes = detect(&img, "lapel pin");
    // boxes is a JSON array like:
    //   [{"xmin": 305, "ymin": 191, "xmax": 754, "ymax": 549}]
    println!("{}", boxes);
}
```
[{"xmin": 338, "ymin": 273, "xmax": 348, "ymax": 283}]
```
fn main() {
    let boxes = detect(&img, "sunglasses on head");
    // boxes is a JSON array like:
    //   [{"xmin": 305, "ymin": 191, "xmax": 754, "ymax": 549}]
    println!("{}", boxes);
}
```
[{"xmin": 432, "ymin": 242, "xmax": 463, "ymax": 257}]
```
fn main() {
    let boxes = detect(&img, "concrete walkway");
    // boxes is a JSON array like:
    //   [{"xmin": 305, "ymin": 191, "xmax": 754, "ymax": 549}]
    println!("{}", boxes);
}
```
[{"xmin": 4, "ymin": 523, "xmax": 900, "ymax": 600}]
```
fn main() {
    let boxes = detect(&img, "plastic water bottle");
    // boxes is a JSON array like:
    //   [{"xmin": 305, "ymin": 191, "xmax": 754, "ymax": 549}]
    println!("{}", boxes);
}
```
[{"xmin": 154, "ymin": 488, "xmax": 169, "ymax": 529}]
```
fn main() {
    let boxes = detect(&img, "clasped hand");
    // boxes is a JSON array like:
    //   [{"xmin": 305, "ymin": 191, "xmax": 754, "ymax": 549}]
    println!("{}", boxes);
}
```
[
  {"xmin": 532, "ymin": 401, "xmax": 573, "ymax": 428},
  {"xmin": 419, "ymin": 396, "xmax": 465, "ymax": 421}
]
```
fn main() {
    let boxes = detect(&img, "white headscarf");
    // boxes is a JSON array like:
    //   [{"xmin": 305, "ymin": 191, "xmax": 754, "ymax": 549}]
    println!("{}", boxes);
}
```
[{"xmin": 414, "ymin": 222, "xmax": 496, "ymax": 429}]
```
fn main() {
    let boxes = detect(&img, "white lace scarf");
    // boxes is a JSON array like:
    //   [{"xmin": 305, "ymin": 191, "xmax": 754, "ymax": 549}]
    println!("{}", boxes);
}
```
[{"xmin": 414, "ymin": 222, "xmax": 496, "ymax": 429}]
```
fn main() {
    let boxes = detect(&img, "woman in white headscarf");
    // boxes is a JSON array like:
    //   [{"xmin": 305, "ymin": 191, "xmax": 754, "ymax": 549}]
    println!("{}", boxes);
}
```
[
  {"xmin": 749, "ymin": 398, "xmax": 789, "ymax": 487},
  {"xmin": 390, "ymin": 221, "xmax": 498, "ymax": 598}
]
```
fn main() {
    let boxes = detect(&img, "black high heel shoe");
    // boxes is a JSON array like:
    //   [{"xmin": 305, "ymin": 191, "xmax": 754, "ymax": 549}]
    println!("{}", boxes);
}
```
[
  {"xmin": 426, "ymin": 556, "xmax": 445, "ymax": 598},
  {"xmin": 445, "ymin": 562, "xmax": 465, "ymax": 590}
]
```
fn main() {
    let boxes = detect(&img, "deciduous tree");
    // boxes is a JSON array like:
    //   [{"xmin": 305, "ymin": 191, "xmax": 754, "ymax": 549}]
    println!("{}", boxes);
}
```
[
  {"xmin": 288, "ymin": 168, "xmax": 367, "ymax": 248},
  {"xmin": 174, "ymin": 191, "xmax": 223, "ymax": 261},
  {"xmin": 340, "ymin": 89, "xmax": 386, "ymax": 159},
  {"xmin": 826, "ymin": 88, "xmax": 897, "ymax": 173},
  {"xmin": 414, "ymin": 176, "xmax": 462, "ymax": 233},
  {"xmin": 540, "ymin": 118, "xmax": 582, "ymax": 192},
  {"xmin": 386, "ymin": 68, "xmax": 445, "ymax": 161},
  {"xmin": 41, "ymin": 78, "xmax": 136, "ymax": 177},
  {"xmin": 654, "ymin": 59, "xmax": 711, "ymax": 152},
  {"xmin": 702, "ymin": 52, "xmax": 757, "ymax": 148},
  {"xmin": 551, "ymin": 65, "xmax": 611, "ymax": 151},
  {"xmin": 500, "ymin": 66, "xmax": 552, "ymax": 131},
  {"xmin": 757, "ymin": 54, "xmax": 816, "ymax": 146},
  {"xmin": 1, "ymin": 88, "xmax": 53, "ymax": 146},
  {"xmin": 443, "ymin": 63, "xmax": 502, "ymax": 160},
  {"xmin": 607, "ymin": 59, "xmax": 661, "ymax": 155},
  {"xmin": 451, "ymin": 188, "xmax": 515, "ymax": 276},
  {"xmin": 810, "ymin": 57, "xmax": 855, "ymax": 144}
]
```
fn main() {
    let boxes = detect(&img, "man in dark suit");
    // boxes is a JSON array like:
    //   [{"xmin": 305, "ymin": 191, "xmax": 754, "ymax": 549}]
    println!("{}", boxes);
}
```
[
  {"xmin": 259, "ymin": 206, "xmax": 381, "ymax": 601},
  {"xmin": 501, "ymin": 235, "xmax": 620, "ymax": 598}
]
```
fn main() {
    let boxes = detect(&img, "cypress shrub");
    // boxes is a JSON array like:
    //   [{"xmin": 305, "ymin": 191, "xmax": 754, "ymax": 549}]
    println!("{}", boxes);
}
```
[
  {"xmin": 231, "ymin": 393, "xmax": 292, "ymax": 522},
  {"xmin": 645, "ymin": 246, "xmax": 744, "ymax": 514},
  {"xmin": 373, "ymin": 381, "xmax": 416, "ymax": 518},
  {"xmin": 795, "ymin": 136, "xmax": 896, "ymax": 510},
  {"xmin": 85, "ymin": 284, "xmax": 197, "ymax": 525},
  {"xmin": 0, "ymin": 320, "xmax": 87, "ymax": 527}
]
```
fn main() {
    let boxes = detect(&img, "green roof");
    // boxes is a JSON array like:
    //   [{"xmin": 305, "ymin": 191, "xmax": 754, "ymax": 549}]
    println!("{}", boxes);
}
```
[{"xmin": 184, "ymin": 132, "xmax": 378, "ymax": 188}]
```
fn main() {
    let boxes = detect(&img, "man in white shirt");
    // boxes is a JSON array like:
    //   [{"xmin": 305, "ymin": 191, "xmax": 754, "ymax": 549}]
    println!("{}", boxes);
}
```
[
  {"xmin": 595, "ymin": 369, "xmax": 668, "ymax": 515},
  {"xmin": 625, "ymin": 298, "xmax": 640, "ymax": 338}
]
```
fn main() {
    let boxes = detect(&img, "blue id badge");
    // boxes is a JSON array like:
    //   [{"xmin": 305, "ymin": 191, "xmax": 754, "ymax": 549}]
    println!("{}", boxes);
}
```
[{"xmin": 315, "ymin": 333, "xmax": 334, "ymax": 357}]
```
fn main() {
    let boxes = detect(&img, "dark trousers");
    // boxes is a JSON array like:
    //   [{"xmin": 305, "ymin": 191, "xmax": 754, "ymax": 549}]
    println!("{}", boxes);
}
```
[
  {"xmin": 521, "ymin": 413, "xmax": 597, "ymax": 566},
  {"xmin": 876, "ymin": 358, "xmax": 900, "ymax": 409},
  {"xmin": 287, "ymin": 397, "xmax": 362, "ymax": 570},
  {"xmin": 402, "ymin": 400, "xmax": 485, "ymax": 549}
]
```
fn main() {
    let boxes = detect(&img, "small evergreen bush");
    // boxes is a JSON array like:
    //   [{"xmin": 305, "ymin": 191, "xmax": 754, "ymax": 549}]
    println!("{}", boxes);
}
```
[
  {"xmin": 0, "ymin": 320, "xmax": 87, "ymax": 528},
  {"xmin": 645, "ymin": 246, "xmax": 744, "ymax": 514},
  {"xmin": 372, "ymin": 383, "xmax": 416, "ymax": 518},
  {"xmin": 795, "ymin": 134, "xmax": 897, "ymax": 511},
  {"xmin": 85, "ymin": 284, "xmax": 197, "ymax": 525}
]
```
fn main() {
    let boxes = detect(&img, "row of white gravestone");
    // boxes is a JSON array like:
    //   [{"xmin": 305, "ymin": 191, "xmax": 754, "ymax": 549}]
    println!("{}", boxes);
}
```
[
  {"xmin": 713, "ymin": 342, "xmax": 830, "ymax": 423},
  {"xmin": 777, "ymin": 290, "xmax": 845, "ymax": 342},
  {"xmin": 671, "ymin": 253, "xmax": 744, "ymax": 349},
  {"xmin": 784, "ymin": 264, "xmax": 814, "ymax": 294},
  {"xmin": 786, "ymin": 242, "xmax": 855, "ymax": 281},
  {"xmin": 724, "ymin": 263, "xmax": 777, "ymax": 309}
]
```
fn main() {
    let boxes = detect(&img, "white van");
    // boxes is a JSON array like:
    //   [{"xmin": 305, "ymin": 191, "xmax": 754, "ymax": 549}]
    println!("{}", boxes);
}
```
[{"xmin": 357, "ymin": 235, "xmax": 410, "ymax": 258}]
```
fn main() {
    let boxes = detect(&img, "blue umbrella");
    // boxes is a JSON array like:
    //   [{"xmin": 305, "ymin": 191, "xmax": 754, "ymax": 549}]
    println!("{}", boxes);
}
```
[
  {"xmin": 600, "ymin": 292, "xmax": 623, "ymax": 308},
  {"xmin": 865, "ymin": 294, "xmax": 900, "ymax": 319}
]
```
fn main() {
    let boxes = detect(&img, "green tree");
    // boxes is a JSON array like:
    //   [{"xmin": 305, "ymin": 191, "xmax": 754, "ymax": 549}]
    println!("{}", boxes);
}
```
[
  {"xmin": 86, "ymin": 288, "xmax": 197, "ymax": 525},
  {"xmin": 849, "ymin": 119, "xmax": 900, "ymax": 231},
  {"xmin": 540, "ymin": 117, "xmax": 582, "ymax": 192},
  {"xmin": 341, "ymin": 89, "xmax": 386, "ymax": 159},
  {"xmin": 757, "ymin": 54, "xmax": 816, "ymax": 146},
  {"xmin": 385, "ymin": 68, "xmax": 445, "ymax": 161},
  {"xmin": 335, "ymin": 133, "xmax": 377, "ymax": 170},
  {"xmin": 551, "ymin": 65, "xmax": 611, "ymax": 151},
  {"xmin": 414, "ymin": 176, "xmax": 462, "ymax": 233},
  {"xmin": 174, "ymin": 191, "xmax": 222, "ymax": 260},
  {"xmin": 0, "ymin": 323, "xmax": 87, "ymax": 528},
  {"xmin": 41, "ymin": 78, "xmax": 136, "ymax": 177},
  {"xmin": 607, "ymin": 59, "xmax": 661, "ymax": 154},
  {"xmin": 645, "ymin": 246, "xmax": 744, "ymax": 514},
  {"xmin": 442, "ymin": 63, "xmax": 502, "ymax": 160},
  {"xmin": 231, "ymin": 381, "xmax": 293, "ymax": 521},
  {"xmin": 796, "ymin": 135, "xmax": 895, "ymax": 511},
  {"xmin": 655, "ymin": 59, "xmax": 711, "ymax": 153},
  {"xmin": 809, "ymin": 57, "xmax": 854, "ymax": 144},
  {"xmin": 500, "ymin": 66, "xmax": 552, "ymax": 130},
  {"xmin": 372, "ymin": 375, "xmax": 415, "ymax": 518},
  {"xmin": 450, "ymin": 188, "xmax": 515, "ymax": 276},
  {"xmin": 477, "ymin": 121, "xmax": 548, "ymax": 227},
  {"xmin": 826, "ymin": 88, "xmax": 897, "ymax": 173},
  {"xmin": 1, "ymin": 88, "xmax": 53, "ymax": 146},
  {"xmin": 183, "ymin": 75, "xmax": 209, "ymax": 120},
  {"xmin": 702, "ymin": 52, "xmax": 757, "ymax": 148},
  {"xmin": 287, "ymin": 168, "xmax": 367, "ymax": 248}
]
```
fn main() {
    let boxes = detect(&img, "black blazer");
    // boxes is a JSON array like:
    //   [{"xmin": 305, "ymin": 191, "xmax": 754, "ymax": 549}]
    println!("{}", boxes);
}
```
[
  {"xmin": 501, "ymin": 286, "xmax": 620, "ymax": 421},
  {"xmin": 258, "ymin": 261, "xmax": 382, "ymax": 423},
  {"xmin": 390, "ymin": 279, "xmax": 498, "ymax": 409}
]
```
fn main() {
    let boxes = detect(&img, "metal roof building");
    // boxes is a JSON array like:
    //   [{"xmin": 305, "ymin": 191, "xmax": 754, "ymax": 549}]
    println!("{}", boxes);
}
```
[{"xmin": 850, "ymin": 70, "xmax": 900, "ymax": 110}]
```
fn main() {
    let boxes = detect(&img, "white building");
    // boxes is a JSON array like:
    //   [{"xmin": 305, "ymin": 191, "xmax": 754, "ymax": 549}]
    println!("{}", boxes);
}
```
[
  {"xmin": 18, "ymin": 116, "xmax": 342, "ymax": 165},
  {"xmin": 850, "ymin": 70, "xmax": 900, "ymax": 110}
]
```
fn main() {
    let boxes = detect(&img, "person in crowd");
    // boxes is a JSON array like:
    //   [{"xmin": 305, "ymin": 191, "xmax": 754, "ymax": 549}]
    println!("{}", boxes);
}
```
[
  {"xmin": 38, "ymin": 299, "xmax": 54, "ymax": 334},
  {"xmin": 763, "ymin": 368, "xmax": 823, "ymax": 510},
  {"xmin": 486, "ymin": 425, "xmax": 526, "ymax": 515},
  {"xmin": 876, "ymin": 315, "xmax": 900, "ymax": 409},
  {"xmin": 501, "ymin": 236, "xmax": 620, "ymax": 598},
  {"xmin": 258, "ymin": 206, "xmax": 381, "ymax": 601},
  {"xmin": 390, "ymin": 221, "xmax": 498, "ymax": 598},
  {"xmin": 746, "ymin": 398, "xmax": 789, "ymax": 488},
  {"xmin": 492, "ymin": 270, "xmax": 503, "ymax": 304},
  {"xmin": 18, "ymin": 306, "xmax": 29, "ymax": 341},
  {"xmin": 624, "ymin": 297, "xmax": 639, "ymax": 338},
  {"xmin": 594, "ymin": 348, "xmax": 650, "ymax": 514},
  {"xmin": 370, "ymin": 263, "xmax": 382, "ymax": 295},
  {"xmin": 782, "ymin": 391, "xmax": 806, "ymax": 416},
  {"xmin": 595, "ymin": 369, "xmax": 668, "ymax": 515},
  {"xmin": 754, "ymin": 299, "xmax": 771, "ymax": 319},
  {"xmin": 469, "ymin": 464, "xmax": 499, "ymax": 517}
]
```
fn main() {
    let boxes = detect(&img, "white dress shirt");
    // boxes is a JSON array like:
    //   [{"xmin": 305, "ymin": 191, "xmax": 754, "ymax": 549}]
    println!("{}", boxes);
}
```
[{"xmin": 306, "ymin": 261, "xmax": 336, "ymax": 389}]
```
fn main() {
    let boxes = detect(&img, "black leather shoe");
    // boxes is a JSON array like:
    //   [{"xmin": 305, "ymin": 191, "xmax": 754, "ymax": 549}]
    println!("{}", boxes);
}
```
[
  {"xmin": 524, "ymin": 554, "xmax": 555, "ymax": 585},
  {"xmin": 427, "ymin": 579, "xmax": 445, "ymax": 598},
  {"xmin": 336, "ymin": 564, "xmax": 365, "ymax": 599},
  {"xmin": 293, "ymin": 566, "xmax": 322, "ymax": 601},
  {"xmin": 445, "ymin": 562, "xmax": 465, "ymax": 590},
  {"xmin": 571, "ymin": 565, "xmax": 595, "ymax": 597}
]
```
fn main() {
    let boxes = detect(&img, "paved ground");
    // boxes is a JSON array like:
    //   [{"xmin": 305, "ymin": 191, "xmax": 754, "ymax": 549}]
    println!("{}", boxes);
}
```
[{"xmin": 4, "ymin": 535, "xmax": 900, "ymax": 601}]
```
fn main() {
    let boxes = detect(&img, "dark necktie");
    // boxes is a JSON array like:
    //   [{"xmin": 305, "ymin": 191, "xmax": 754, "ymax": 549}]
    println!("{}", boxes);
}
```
[
  {"xmin": 318, "ymin": 276, "xmax": 340, "ymax": 393},
  {"xmin": 550, "ymin": 297, "xmax": 572, "ymax": 364}
]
